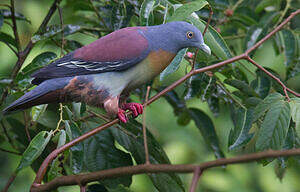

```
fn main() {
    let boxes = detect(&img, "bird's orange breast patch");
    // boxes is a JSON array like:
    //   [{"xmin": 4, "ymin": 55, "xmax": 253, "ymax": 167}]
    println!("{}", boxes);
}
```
[{"xmin": 147, "ymin": 49, "xmax": 176, "ymax": 74}]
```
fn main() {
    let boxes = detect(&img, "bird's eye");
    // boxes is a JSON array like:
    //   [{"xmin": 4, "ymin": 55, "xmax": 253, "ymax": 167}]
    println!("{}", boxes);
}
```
[{"xmin": 186, "ymin": 31, "xmax": 194, "ymax": 39}]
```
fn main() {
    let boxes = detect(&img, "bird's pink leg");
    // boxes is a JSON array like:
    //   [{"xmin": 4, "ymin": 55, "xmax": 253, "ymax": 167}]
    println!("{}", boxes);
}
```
[
  {"xmin": 121, "ymin": 103, "xmax": 143, "ymax": 117},
  {"xmin": 104, "ymin": 96, "xmax": 128, "ymax": 123}
]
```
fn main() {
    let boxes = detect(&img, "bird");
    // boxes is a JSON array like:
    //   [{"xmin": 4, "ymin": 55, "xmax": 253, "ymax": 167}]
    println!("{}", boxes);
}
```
[{"xmin": 3, "ymin": 21, "xmax": 211, "ymax": 123}]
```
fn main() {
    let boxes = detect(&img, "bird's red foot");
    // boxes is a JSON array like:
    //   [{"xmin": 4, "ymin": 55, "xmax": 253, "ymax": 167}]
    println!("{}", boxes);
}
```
[
  {"xmin": 118, "ymin": 108, "xmax": 128, "ymax": 123},
  {"xmin": 122, "ymin": 103, "xmax": 143, "ymax": 117}
]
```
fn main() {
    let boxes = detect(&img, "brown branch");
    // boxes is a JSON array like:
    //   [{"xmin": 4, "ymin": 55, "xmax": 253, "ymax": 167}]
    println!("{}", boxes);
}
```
[
  {"xmin": 0, "ymin": 0, "xmax": 62, "ymax": 106},
  {"xmin": 79, "ymin": 185, "xmax": 86, "ymax": 192},
  {"xmin": 31, "ymin": 148, "xmax": 300, "ymax": 192},
  {"xmin": 202, "ymin": 5, "xmax": 213, "ymax": 36},
  {"xmin": 189, "ymin": 166, "xmax": 202, "ymax": 192},
  {"xmin": 10, "ymin": 0, "xmax": 21, "ymax": 52},
  {"xmin": 143, "ymin": 86, "xmax": 151, "ymax": 165},
  {"xmin": 32, "ymin": 9, "xmax": 300, "ymax": 188}
]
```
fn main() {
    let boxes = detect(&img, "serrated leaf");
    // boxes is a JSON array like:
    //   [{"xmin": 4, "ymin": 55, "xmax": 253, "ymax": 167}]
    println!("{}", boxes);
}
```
[
  {"xmin": 253, "ymin": 92, "xmax": 284, "ymax": 122},
  {"xmin": 250, "ymin": 70, "xmax": 271, "ymax": 98},
  {"xmin": 278, "ymin": 29, "xmax": 297, "ymax": 67},
  {"xmin": 111, "ymin": 120, "xmax": 185, "ymax": 192},
  {"xmin": 31, "ymin": 104, "xmax": 48, "ymax": 122},
  {"xmin": 65, "ymin": 120, "xmax": 84, "ymax": 174},
  {"xmin": 168, "ymin": 0, "xmax": 208, "ymax": 22},
  {"xmin": 85, "ymin": 125, "xmax": 133, "ymax": 188},
  {"xmin": 228, "ymin": 107, "xmax": 255, "ymax": 150},
  {"xmin": 256, "ymin": 100, "xmax": 291, "ymax": 151},
  {"xmin": 160, "ymin": 48, "xmax": 187, "ymax": 81},
  {"xmin": 188, "ymin": 108, "xmax": 225, "ymax": 159},
  {"xmin": 16, "ymin": 131, "xmax": 52, "ymax": 172},
  {"xmin": 290, "ymin": 98, "xmax": 300, "ymax": 137},
  {"xmin": 139, "ymin": 0, "xmax": 156, "ymax": 26}
]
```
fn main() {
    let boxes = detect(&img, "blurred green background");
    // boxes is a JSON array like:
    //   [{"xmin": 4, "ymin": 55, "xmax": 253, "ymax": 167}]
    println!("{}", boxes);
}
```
[{"xmin": 0, "ymin": 0, "xmax": 300, "ymax": 192}]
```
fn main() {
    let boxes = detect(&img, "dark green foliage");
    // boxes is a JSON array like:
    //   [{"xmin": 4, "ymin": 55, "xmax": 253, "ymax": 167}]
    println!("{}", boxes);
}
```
[{"xmin": 0, "ymin": 0, "xmax": 299, "ymax": 191}]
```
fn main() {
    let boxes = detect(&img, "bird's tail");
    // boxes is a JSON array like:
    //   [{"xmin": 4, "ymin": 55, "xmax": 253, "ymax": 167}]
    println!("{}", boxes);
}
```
[{"xmin": 2, "ymin": 78, "xmax": 70, "ymax": 115}]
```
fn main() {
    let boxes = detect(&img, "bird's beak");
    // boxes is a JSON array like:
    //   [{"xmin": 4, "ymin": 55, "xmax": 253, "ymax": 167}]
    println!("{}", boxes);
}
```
[{"xmin": 199, "ymin": 43, "xmax": 211, "ymax": 55}]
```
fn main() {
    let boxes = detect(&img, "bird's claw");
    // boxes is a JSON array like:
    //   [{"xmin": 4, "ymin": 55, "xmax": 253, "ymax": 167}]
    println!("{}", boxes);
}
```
[
  {"xmin": 118, "ymin": 108, "xmax": 128, "ymax": 123},
  {"xmin": 122, "ymin": 103, "xmax": 143, "ymax": 117}
]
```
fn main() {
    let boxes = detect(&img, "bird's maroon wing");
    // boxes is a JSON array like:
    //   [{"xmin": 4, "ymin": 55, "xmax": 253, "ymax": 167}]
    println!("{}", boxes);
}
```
[{"xmin": 31, "ymin": 27, "xmax": 149, "ymax": 84}]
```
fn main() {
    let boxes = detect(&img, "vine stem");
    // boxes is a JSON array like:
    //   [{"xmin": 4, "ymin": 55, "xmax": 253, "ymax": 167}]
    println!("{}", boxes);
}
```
[{"xmin": 31, "ymin": 9, "xmax": 300, "ymax": 190}]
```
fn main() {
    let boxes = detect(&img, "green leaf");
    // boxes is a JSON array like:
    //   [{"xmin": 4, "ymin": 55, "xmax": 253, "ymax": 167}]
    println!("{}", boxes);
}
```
[
  {"xmin": 65, "ymin": 120, "xmax": 84, "ymax": 174},
  {"xmin": 168, "ymin": 0, "xmax": 209, "ymax": 22},
  {"xmin": 256, "ymin": 100, "xmax": 291, "ymax": 151},
  {"xmin": 17, "ymin": 52, "xmax": 57, "ymax": 81},
  {"xmin": 253, "ymin": 92, "xmax": 284, "ymax": 122},
  {"xmin": 0, "ymin": 32, "xmax": 17, "ymax": 48},
  {"xmin": 31, "ymin": 104, "xmax": 48, "ymax": 122},
  {"xmin": 111, "ymin": 1, "xmax": 134, "ymax": 30},
  {"xmin": 160, "ymin": 48, "xmax": 187, "ymax": 81},
  {"xmin": 111, "ymin": 120, "xmax": 185, "ymax": 192},
  {"xmin": 290, "ymin": 98, "xmax": 300, "ymax": 137},
  {"xmin": 228, "ymin": 107, "xmax": 255, "ymax": 151},
  {"xmin": 188, "ymin": 108, "xmax": 225, "ymax": 159},
  {"xmin": 139, "ymin": 0, "xmax": 156, "ymax": 26},
  {"xmin": 224, "ymin": 79, "xmax": 259, "ymax": 97},
  {"xmin": 84, "ymin": 125, "xmax": 133, "ymax": 188},
  {"xmin": 278, "ymin": 29, "xmax": 297, "ymax": 67},
  {"xmin": 32, "ymin": 24, "xmax": 81, "ymax": 43},
  {"xmin": 250, "ymin": 70, "xmax": 271, "ymax": 98},
  {"xmin": 188, "ymin": 16, "xmax": 232, "ymax": 59},
  {"xmin": 0, "ymin": 13, "xmax": 3, "ymax": 29},
  {"xmin": 57, "ymin": 130, "xmax": 66, "ymax": 148},
  {"xmin": 16, "ymin": 131, "xmax": 52, "ymax": 172},
  {"xmin": 0, "ymin": 9, "xmax": 31, "ymax": 23}
]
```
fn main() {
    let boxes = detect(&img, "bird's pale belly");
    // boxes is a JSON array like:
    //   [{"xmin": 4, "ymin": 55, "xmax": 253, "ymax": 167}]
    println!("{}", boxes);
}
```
[{"xmin": 62, "ymin": 49, "xmax": 175, "ymax": 107}]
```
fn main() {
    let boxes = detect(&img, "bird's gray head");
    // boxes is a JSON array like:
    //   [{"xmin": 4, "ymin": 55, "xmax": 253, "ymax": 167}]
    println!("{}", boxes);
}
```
[{"xmin": 143, "ymin": 21, "xmax": 211, "ymax": 55}]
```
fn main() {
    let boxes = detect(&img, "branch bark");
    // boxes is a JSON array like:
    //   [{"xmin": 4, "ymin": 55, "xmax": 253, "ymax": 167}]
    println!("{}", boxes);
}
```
[
  {"xmin": 31, "ymin": 148, "xmax": 300, "ymax": 192},
  {"xmin": 0, "ymin": 0, "xmax": 62, "ymax": 105},
  {"xmin": 32, "ymin": 9, "xmax": 300, "ymax": 188}
]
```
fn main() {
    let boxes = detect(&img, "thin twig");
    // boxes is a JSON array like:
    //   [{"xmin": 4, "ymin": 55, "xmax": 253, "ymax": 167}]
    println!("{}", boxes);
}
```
[
  {"xmin": 10, "ymin": 0, "xmax": 21, "ymax": 52},
  {"xmin": 202, "ymin": 5, "xmax": 213, "ymax": 36},
  {"xmin": 0, "ymin": 147, "xmax": 21, "ymax": 156},
  {"xmin": 189, "ymin": 167, "xmax": 202, "ymax": 192},
  {"xmin": 143, "ymin": 86, "xmax": 151, "ymax": 165},
  {"xmin": 31, "ymin": 148, "xmax": 300, "ymax": 192},
  {"xmin": 23, "ymin": 111, "xmax": 31, "ymax": 141},
  {"xmin": 0, "ymin": 121, "xmax": 16, "ymax": 149},
  {"xmin": 88, "ymin": 0, "xmax": 108, "ymax": 29},
  {"xmin": 57, "ymin": 5, "xmax": 65, "ymax": 56},
  {"xmin": 32, "ymin": 9, "xmax": 300, "ymax": 187},
  {"xmin": 0, "ymin": 0, "xmax": 62, "ymax": 106},
  {"xmin": 231, "ymin": 0, "xmax": 244, "ymax": 12},
  {"xmin": 4, "ymin": 42, "xmax": 18, "ymax": 56}
]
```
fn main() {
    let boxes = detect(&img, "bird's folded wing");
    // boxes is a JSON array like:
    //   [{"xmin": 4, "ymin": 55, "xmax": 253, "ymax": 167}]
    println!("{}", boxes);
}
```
[{"xmin": 31, "ymin": 27, "xmax": 149, "ymax": 84}]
